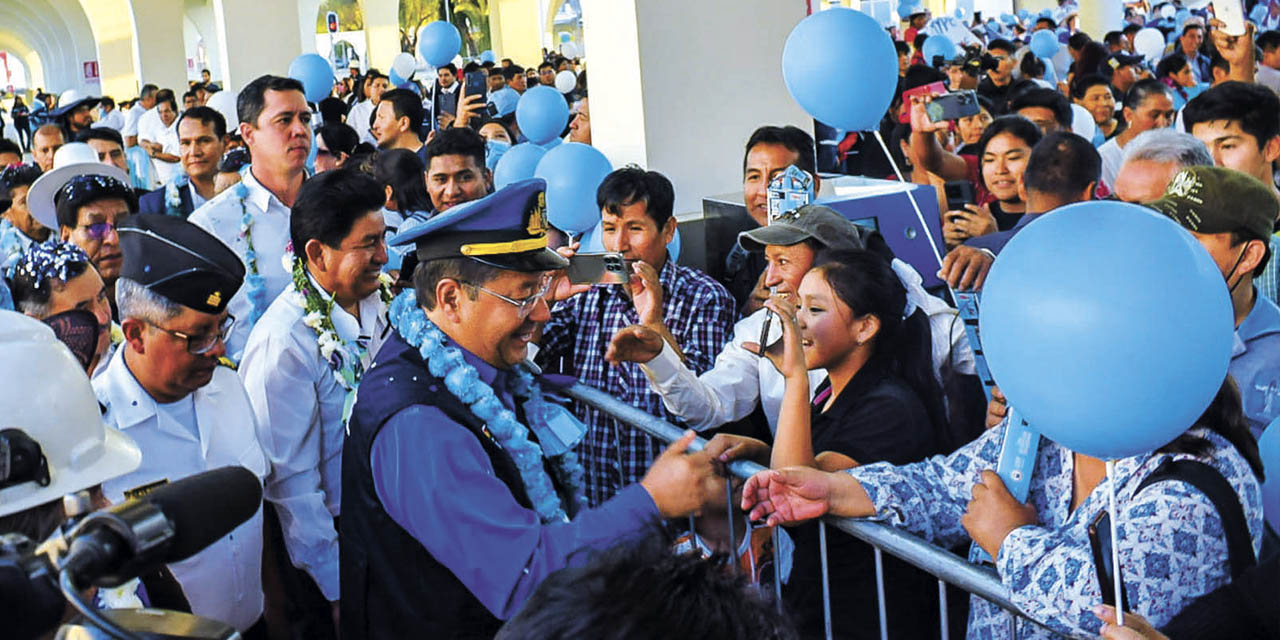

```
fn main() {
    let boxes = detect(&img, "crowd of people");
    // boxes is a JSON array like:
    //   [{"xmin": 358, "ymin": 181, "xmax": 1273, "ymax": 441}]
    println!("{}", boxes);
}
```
[{"xmin": 1, "ymin": 1, "xmax": 1279, "ymax": 639}]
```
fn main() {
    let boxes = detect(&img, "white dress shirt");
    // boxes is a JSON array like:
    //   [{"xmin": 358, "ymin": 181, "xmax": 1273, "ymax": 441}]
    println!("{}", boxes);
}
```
[
  {"xmin": 94, "ymin": 348, "xmax": 268, "ymax": 632},
  {"xmin": 640, "ymin": 259, "xmax": 973, "ymax": 433},
  {"xmin": 151, "ymin": 122, "xmax": 181, "ymax": 185},
  {"xmin": 137, "ymin": 108, "xmax": 164, "ymax": 146},
  {"xmin": 1097, "ymin": 137, "xmax": 1124, "ymax": 194},
  {"xmin": 93, "ymin": 108, "xmax": 125, "ymax": 131},
  {"xmin": 122, "ymin": 103, "xmax": 147, "ymax": 138},
  {"xmin": 347, "ymin": 100, "xmax": 376, "ymax": 146},
  {"xmin": 238, "ymin": 275, "xmax": 388, "ymax": 601},
  {"xmin": 189, "ymin": 168, "xmax": 295, "ymax": 361}
]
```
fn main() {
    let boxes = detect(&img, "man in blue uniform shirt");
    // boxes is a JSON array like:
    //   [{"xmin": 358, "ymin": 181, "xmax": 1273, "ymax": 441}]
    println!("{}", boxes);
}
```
[{"xmin": 339, "ymin": 177, "xmax": 722, "ymax": 639}]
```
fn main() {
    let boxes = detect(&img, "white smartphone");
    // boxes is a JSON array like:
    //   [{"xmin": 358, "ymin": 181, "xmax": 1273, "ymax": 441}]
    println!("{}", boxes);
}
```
[{"xmin": 1213, "ymin": 0, "xmax": 1247, "ymax": 36}]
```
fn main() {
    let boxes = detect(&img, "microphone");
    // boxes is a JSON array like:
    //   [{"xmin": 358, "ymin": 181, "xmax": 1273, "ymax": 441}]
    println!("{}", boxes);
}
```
[{"xmin": 61, "ymin": 466, "xmax": 262, "ymax": 588}]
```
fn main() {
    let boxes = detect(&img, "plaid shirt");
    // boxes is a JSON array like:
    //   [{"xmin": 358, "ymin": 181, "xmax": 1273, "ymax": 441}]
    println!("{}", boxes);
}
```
[
  {"xmin": 1255, "ymin": 234, "xmax": 1280, "ymax": 305},
  {"xmin": 538, "ymin": 258, "xmax": 736, "ymax": 506}
]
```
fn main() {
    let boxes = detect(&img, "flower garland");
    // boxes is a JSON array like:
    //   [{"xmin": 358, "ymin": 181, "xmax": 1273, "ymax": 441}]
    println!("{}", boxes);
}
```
[
  {"xmin": 234, "ymin": 182, "xmax": 269, "ymax": 327},
  {"xmin": 389, "ymin": 291, "xmax": 586, "ymax": 522},
  {"xmin": 164, "ymin": 173, "xmax": 189, "ymax": 218},
  {"xmin": 288, "ymin": 254, "xmax": 393, "ymax": 391}
]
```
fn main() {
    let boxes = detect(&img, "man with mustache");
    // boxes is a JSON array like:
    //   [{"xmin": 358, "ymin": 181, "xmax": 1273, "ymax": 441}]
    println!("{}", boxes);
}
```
[
  {"xmin": 138, "ymin": 106, "xmax": 228, "ymax": 218},
  {"xmin": 94, "ymin": 213, "xmax": 269, "ymax": 635},
  {"xmin": 26, "ymin": 142, "xmax": 135, "ymax": 319},
  {"xmin": 190, "ymin": 75, "xmax": 312, "ymax": 361},
  {"xmin": 240, "ymin": 169, "xmax": 391, "ymax": 634}
]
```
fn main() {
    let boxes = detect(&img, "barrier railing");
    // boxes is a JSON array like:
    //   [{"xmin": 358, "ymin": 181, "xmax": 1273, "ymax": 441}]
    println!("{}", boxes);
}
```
[{"xmin": 558, "ymin": 381, "xmax": 1084, "ymax": 640}]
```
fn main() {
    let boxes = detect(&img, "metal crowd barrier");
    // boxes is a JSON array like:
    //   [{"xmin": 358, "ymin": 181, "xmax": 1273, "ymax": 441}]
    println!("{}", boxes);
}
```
[{"xmin": 559, "ymin": 381, "xmax": 1085, "ymax": 640}]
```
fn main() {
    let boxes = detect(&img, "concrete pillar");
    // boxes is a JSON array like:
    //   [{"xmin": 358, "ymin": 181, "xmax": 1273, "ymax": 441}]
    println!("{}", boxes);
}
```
[
  {"xmin": 360, "ymin": 0, "xmax": 400, "ymax": 74},
  {"xmin": 77, "ymin": 0, "xmax": 140, "ymax": 98},
  {"xmin": 490, "ymin": 0, "xmax": 543, "ymax": 65},
  {"xmin": 298, "ymin": 0, "xmax": 323, "ymax": 55},
  {"xmin": 212, "ymin": 0, "xmax": 303, "ymax": 91},
  {"xmin": 129, "ymin": 0, "xmax": 189, "ymax": 92},
  {"xmin": 581, "ymin": 0, "xmax": 811, "ymax": 215}
]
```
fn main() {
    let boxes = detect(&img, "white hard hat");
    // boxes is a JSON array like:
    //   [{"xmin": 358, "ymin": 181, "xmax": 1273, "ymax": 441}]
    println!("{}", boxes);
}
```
[
  {"xmin": 0, "ymin": 311, "xmax": 140, "ymax": 517},
  {"xmin": 26, "ymin": 142, "xmax": 131, "ymax": 232}
]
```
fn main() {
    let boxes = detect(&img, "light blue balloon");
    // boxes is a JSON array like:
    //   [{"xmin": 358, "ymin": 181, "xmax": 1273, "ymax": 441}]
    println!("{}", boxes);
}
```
[
  {"xmin": 388, "ymin": 69, "xmax": 406, "ymax": 86},
  {"xmin": 539, "ymin": 137, "xmax": 563, "ymax": 150},
  {"xmin": 782, "ymin": 8, "xmax": 898, "ymax": 132},
  {"xmin": 1017, "ymin": 8, "xmax": 1030, "ymax": 21},
  {"xmin": 954, "ymin": 8, "xmax": 966, "ymax": 19},
  {"xmin": 1039, "ymin": 8, "xmax": 1053, "ymax": 19},
  {"xmin": 577, "ymin": 220, "xmax": 606, "ymax": 253},
  {"xmin": 480, "ymin": 50, "xmax": 496, "ymax": 64},
  {"xmin": 1000, "ymin": 12, "xmax": 1017, "ymax": 26},
  {"xmin": 534, "ymin": 142, "xmax": 612, "ymax": 234},
  {"xmin": 516, "ymin": 85, "xmax": 569, "ymax": 145},
  {"xmin": 493, "ymin": 142, "xmax": 547, "ymax": 189},
  {"xmin": 1260, "ymin": 419, "xmax": 1280, "ymax": 532},
  {"xmin": 921, "ymin": 35, "xmax": 958, "ymax": 64},
  {"xmin": 980, "ymin": 202, "xmax": 1234, "ymax": 460},
  {"xmin": 1030, "ymin": 30, "xmax": 1061, "ymax": 59},
  {"xmin": 1252, "ymin": 4, "xmax": 1268, "ymax": 24},
  {"xmin": 288, "ymin": 54, "xmax": 334, "ymax": 103},
  {"xmin": 418, "ymin": 21, "xmax": 462, "ymax": 67},
  {"xmin": 668, "ymin": 227, "xmax": 681, "ymax": 263}
]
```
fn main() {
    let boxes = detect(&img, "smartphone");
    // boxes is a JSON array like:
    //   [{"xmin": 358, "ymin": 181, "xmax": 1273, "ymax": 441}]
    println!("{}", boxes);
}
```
[
  {"xmin": 926, "ymin": 90, "xmax": 981, "ymax": 123},
  {"xmin": 464, "ymin": 72, "xmax": 488, "ymax": 102},
  {"xmin": 566, "ymin": 253, "xmax": 631, "ymax": 285},
  {"xmin": 944, "ymin": 180, "xmax": 975, "ymax": 213},
  {"xmin": 899, "ymin": 81, "xmax": 947, "ymax": 123},
  {"xmin": 1213, "ymin": 0, "xmax": 1246, "ymax": 36}
]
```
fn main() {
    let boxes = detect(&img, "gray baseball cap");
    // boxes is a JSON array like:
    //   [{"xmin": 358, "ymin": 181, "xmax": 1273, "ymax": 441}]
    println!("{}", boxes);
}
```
[{"xmin": 737, "ymin": 204, "xmax": 872, "ymax": 253}]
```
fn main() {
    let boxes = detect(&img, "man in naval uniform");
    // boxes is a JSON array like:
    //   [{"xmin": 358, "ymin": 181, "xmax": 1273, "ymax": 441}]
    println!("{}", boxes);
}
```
[
  {"xmin": 340, "ymin": 178, "xmax": 722, "ymax": 639},
  {"xmin": 94, "ymin": 213, "xmax": 270, "ymax": 636}
]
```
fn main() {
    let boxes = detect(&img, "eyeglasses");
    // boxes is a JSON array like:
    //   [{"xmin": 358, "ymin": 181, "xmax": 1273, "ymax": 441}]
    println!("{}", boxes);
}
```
[
  {"xmin": 146, "ymin": 314, "xmax": 235, "ymax": 355},
  {"xmin": 458, "ymin": 274, "xmax": 552, "ymax": 319},
  {"xmin": 78, "ymin": 221, "xmax": 119, "ymax": 241}
]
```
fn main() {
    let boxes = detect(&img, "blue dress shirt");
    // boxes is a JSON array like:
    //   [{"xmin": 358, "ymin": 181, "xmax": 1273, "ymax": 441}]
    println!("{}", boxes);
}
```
[{"xmin": 369, "ymin": 346, "xmax": 661, "ymax": 619}]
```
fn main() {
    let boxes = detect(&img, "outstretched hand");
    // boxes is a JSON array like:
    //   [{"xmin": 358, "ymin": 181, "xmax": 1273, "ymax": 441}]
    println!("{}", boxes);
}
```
[{"xmin": 741, "ymin": 467, "xmax": 837, "ymax": 527}]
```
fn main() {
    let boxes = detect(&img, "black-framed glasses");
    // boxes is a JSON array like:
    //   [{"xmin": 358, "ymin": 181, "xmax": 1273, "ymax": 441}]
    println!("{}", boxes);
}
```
[
  {"xmin": 458, "ymin": 274, "xmax": 553, "ymax": 319},
  {"xmin": 146, "ymin": 314, "xmax": 235, "ymax": 355}
]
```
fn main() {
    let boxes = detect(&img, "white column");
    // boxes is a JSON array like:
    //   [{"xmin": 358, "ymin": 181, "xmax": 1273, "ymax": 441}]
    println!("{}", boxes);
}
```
[
  {"xmin": 581, "ymin": 0, "xmax": 811, "ymax": 215},
  {"xmin": 129, "ymin": 0, "xmax": 189, "ymax": 92},
  {"xmin": 212, "ymin": 0, "xmax": 303, "ymax": 91}
]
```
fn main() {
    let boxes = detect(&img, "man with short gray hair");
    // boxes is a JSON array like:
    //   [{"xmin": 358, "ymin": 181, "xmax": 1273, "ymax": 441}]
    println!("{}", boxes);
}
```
[
  {"xmin": 94, "ymin": 213, "xmax": 269, "ymax": 634},
  {"xmin": 1112, "ymin": 128, "xmax": 1214, "ymax": 204}
]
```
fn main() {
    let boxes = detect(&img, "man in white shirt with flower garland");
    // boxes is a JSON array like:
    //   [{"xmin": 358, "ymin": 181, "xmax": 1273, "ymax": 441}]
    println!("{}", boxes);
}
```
[
  {"xmin": 189, "ymin": 75, "xmax": 312, "ymax": 362},
  {"xmin": 239, "ymin": 169, "xmax": 391, "ymax": 633}
]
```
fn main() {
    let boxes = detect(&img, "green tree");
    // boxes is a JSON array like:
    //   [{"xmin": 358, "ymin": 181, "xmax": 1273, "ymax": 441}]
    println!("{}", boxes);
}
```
[{"xmin": 315, "ymin": 0, "xmax": 365, "ymax": 33}]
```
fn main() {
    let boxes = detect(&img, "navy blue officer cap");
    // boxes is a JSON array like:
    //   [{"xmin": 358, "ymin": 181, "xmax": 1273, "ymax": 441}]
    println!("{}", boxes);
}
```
[
  {"xmin": 389, "ymin": 177, "xmax": 569, "ymax": 272},
  {"xmin": 117, "ymin": 214, "xmax": 245, "ymax": 315}
]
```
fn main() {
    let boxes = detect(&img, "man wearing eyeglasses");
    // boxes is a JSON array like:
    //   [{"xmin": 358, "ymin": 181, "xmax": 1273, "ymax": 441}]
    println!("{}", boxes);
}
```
[
  {"xmin": 94, "ymin": 213, "xmax": 270, "ymax": 635},
  {"xmin": 340, "ymin": 178, "xmax": 723, "ymax": 639},
  {"xmin": 26, "ymin": 142, "xmax": 136, "ymax": 318}
]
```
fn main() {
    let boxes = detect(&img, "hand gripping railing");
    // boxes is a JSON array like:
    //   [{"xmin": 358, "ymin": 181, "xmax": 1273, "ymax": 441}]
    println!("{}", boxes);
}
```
[{"xmin": 557, "ymin": 381, "xmax": 1084, "ymax": 640}]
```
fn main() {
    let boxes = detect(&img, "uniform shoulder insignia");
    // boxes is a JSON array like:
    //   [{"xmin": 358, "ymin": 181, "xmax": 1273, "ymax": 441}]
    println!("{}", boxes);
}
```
[{"xmin": 217, "ymin": 356, "xmax": 238, "ymax": 371}]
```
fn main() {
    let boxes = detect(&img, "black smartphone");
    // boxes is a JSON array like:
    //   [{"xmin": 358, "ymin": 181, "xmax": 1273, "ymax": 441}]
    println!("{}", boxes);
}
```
[
  {"xmin": 926, "ymin": 90, "xmax": 981, "ymax": 123},
  {"xmin": 464, "ymin": 72, "xmax": 488, "ymax": 102},
  {"xmin": 944, "ymin": 180, "xmax": 975, "ymax": 214}
]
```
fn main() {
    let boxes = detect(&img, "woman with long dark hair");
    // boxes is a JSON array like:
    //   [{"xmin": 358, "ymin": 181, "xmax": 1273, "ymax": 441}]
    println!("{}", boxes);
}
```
[{"xmin": 706, "ymin": 248, "xmax": 948, "ymax": 639}]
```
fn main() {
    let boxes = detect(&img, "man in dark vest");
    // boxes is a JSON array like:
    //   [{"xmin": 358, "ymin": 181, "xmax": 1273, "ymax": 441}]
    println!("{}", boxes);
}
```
[{"xmin": 340, "ymin": 177, "xmax": 722, "ymax": 639}]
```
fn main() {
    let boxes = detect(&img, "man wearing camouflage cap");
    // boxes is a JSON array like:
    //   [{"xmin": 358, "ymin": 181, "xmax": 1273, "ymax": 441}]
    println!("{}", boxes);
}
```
[{"xmin": 1146, "ymin": 165, "xmax": 1280, "ymax": 437}]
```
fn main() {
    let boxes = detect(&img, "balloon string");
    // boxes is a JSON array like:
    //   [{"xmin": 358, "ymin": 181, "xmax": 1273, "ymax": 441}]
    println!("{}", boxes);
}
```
[
  {"xmin": 872, "ymin": 129, "xmax": 945, "ymax": 269},
  {"xmin": 1106, "ymin": 459, "xmax": 1125, "ymax": 627}
]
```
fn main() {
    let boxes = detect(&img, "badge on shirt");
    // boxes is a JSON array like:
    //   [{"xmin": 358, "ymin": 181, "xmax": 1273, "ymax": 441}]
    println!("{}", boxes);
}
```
[{"xmin": 123, "ymin": 478, "xmax": 168, "ymax": 500}]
